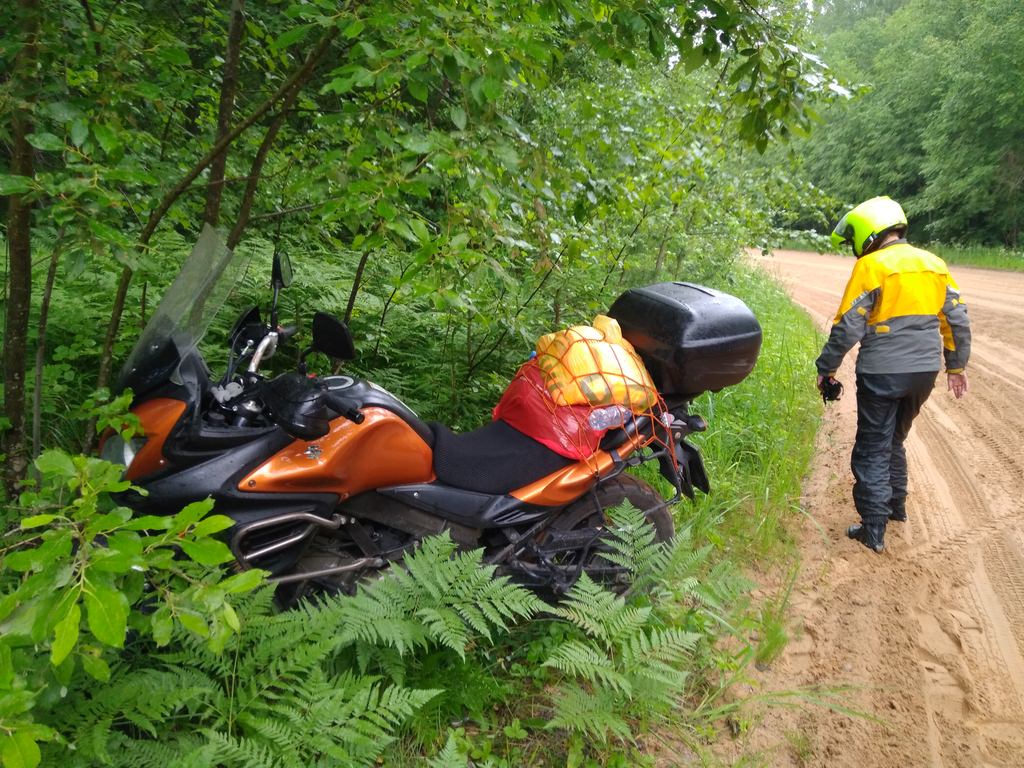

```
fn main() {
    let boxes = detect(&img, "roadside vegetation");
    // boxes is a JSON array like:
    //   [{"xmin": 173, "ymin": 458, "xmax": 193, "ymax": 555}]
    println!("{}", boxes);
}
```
[
  {"xmin": 2, "ymin": 0, "xmax": 832, "ymax": 761},
  {"xmin": 0, "ymin": 263, "xmax": 823, "ymax": 767}
]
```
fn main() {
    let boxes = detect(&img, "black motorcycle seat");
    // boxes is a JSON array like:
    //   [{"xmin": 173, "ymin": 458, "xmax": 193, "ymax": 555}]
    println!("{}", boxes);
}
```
[{"xmin": 429, "ymin": 419, "xmax": 574, "ymax": 495}]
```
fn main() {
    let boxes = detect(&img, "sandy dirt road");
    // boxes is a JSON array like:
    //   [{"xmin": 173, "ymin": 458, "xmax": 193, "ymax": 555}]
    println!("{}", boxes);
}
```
[{"xmin": 739, "ymin": 250, "xmax": 1024, "ymax": 767}]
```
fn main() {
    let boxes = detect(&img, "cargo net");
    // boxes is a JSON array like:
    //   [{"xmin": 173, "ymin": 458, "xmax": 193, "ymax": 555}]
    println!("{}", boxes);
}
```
[{"xmin": 493, "ymin": 315, "xmax": 678, "ymax": 470}]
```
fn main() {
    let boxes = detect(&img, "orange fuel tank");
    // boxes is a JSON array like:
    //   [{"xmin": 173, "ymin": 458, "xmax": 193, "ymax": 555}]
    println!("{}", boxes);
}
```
[{"xmin": 239, "ymin": 406, "xmax": 434, "ymax": 497}]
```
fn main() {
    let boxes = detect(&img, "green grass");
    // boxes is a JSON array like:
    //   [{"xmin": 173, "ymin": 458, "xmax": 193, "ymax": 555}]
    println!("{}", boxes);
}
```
[
  {"xmin": 768, "ymin": 232, "xmax": 1024, "ymax": 272},
  {"xmin": 929, "ymin": 243, "xmax": 1024, "ymax": 272},
  {"xmin": 685, "ymin": 265, "xmax": 823, "ymax": 562}
]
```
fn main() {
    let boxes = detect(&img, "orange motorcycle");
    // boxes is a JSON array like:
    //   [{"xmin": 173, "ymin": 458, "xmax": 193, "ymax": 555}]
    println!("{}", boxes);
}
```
[{"xmin": 103, "ymin": 227, "xmax": 761, "ymax": 600}]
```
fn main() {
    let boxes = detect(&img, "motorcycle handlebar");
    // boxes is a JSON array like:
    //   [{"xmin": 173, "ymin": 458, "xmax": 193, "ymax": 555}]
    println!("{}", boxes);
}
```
[{"xmin": 324, "ymin": 391, "xmax": 365, "ymax": 425}]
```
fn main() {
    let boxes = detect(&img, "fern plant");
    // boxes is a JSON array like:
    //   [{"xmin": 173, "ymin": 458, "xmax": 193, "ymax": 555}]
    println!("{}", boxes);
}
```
[
  {"xmin": 543, "ymin": 572, "xmax": 701, "ymax": 742},
  {"xmin": 40, "ymin": 533, "xmax": 546, "ymax": 768},
  {"xmin": 537, "ymin": 503, "xmax": 717, "ymax": 744},
  {"xmin": 596, "ymin": 501, "xmax": 675, "ymax": 594}
]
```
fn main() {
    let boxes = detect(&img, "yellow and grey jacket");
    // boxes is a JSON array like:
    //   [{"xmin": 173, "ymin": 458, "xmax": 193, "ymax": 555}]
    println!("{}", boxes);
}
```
[{"xmin": 815, "ymin": 241, "xmax": 971, "ymax": 376}]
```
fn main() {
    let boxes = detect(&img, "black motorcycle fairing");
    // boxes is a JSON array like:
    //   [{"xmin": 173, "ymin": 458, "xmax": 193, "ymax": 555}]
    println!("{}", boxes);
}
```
[
  {"xmin": 311, "ymin": 312, "xmax": 355, "ymax": 361},
  {"xmin": 428, "ymin": 419, "xmax": 573, "ymax": 495},
  {"xmin": 378, "ymin": 483, "xmax": 555, "ymax": 529},
  {"xmin": 119, "ymin": 333, "xmax": 190, "ymax": 399},
  {"xmin": 141, "ymin": 350, "xmax": 288, "ymax": 466},
  {"xmin": 124, "ymin": 427, "xmax": 303, "ymax": 512},
  {"xmin": 340, "ymin": 491, "xmax": 480, "ymax": 548},
  {"xmin": 228, "ymin": 306, "xmax": 263, "ymax": 351}
]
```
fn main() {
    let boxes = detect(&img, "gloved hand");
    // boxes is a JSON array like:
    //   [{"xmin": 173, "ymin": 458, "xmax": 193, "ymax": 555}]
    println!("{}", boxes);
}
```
[{"xmin": 817, "ymin": 375, "xmax": 843, "ymax": 404}]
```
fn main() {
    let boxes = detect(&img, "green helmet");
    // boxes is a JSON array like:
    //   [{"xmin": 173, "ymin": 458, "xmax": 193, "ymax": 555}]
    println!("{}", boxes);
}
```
[{"xmin": 830, "ymin": 196, "xmax": 908, "ymax": 257}]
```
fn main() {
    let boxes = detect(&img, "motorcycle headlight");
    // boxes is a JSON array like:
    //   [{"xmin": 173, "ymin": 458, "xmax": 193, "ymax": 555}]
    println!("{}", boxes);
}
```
[{"xmin": 100, "ymin": 433, "xmax": 147, "ymax": 469}]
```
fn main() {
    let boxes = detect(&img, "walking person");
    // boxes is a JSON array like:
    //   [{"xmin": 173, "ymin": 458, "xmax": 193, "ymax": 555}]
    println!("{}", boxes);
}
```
[{"xmin": 815, "ymin": 196, "xmax": 971, "ymax": 553}]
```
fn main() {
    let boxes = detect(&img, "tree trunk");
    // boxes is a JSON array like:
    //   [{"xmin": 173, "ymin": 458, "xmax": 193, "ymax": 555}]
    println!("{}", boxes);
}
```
[
  {"xmin": 227, "ymin": 108, "xmax": 291, "ymax": 249},
  {"xmin": 203, "ymin": 0, "xmax": 246, "ymax": 227},
  {"xmin": 344, "ymin": 248, "xmax": 373, "ymax": 326},
  {"xmin": 2, "ymin": 0, "xmax": 40, "ymax": 498},
  {"xmin": 32, "ymin": 229, "xmax": 66, "ymax": 460}
]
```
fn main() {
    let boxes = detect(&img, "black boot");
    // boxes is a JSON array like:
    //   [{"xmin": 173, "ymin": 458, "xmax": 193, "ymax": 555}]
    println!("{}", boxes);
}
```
[
  {"xmin": 889, "ymin": 498, "xmax": 907, "ymax": 523},
  {"xmin": 847, "ymin": 521, "xmax": 886, "ymax": 553}
]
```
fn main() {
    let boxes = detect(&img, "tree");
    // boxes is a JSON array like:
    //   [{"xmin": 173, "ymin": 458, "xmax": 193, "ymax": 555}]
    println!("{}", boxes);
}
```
[
  {"xmin": 2, "ymin": 0, "xmax": 844, "ymax": 491},
  {"xmin": 796, "ymin": 0, "xmax": 1023, "ymax": 245},
  {"xmin": 2, "ymin": 0, "xmax": 41, "ymax": 490}
]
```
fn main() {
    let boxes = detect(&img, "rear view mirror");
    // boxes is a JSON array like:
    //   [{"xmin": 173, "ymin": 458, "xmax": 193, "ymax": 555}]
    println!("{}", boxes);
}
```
[
  {"xmin": 272, "ymin": 251, "xmax": 293, "ymax": 290},
  {"xmin": 311, "ymin": 311, "xmax": 355, "ymax": 361}
]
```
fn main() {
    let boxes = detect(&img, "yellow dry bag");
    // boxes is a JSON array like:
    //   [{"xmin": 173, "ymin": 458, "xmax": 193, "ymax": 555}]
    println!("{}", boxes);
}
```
[{"xmin": 534, "ymin": 315, "xmax": 658, "ymax": 410}]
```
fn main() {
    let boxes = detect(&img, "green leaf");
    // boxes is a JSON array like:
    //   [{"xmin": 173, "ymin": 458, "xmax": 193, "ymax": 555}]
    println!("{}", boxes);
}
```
[
  {"xmin": 121, "ymin": 514, "xmax": 173, "ymax": 531},
  {"xmin": 321, "ymin": 75, "xmax": 355, "ymax": 95},
  {"xmin": 84, "ymin": 581, "xmax": 129, "ymax": 648},
  {"xmin": 219, "ymin": 569, "xmax": 267, "ymax": 594},
  {"xmin": 386, "ymin": 218, "xmax": 418, "ymax": 244},
  {"xmin": 170, "ymin": 499, "xmax": 216, "ymax": 535},
  {"xmin": 1, "ymin": 732, "xmax": 41, "ymax": 768},
  {"xmin": 26, "ymin": 132, "xmax": 64, "ymax": 152},
  {"xmin": 272, "ymin": 23, "xmax": 313, "ymax": 51},
  {"xmin": 342, "ymin": 18, "xmax": 365, "ymax": 38},
  {"xmin": 408, "ymin": 217, "xmax": 431, "ymax": 244},
  {"xmin": 0, "ymin": 174, "xmax": 33, "ymax": 196},
  {"xmin": 150, "ymin": 608, "xmax": 173, "ymax": 646},
  {"xmin": 178, "ymin": 612, "xmax": 209, "ymax": 638},
  {"xmin": 397, "ymin": 133, "xmax": 435, "ymax": 154},
  {"xmin": 80, "ymin": 653, "xmax": 111, "ymax": 682},
  {"xmin": 50, "ymin": 602, "xmax": 80, "ymax": 666},
  {"xmin": 158, "ymin": 43, "xmax": 190, "ymax": 66},
  {"xmin": 84, "ymin": 508, "xmax": 133, "ymax": 536},
  {"xmin": 91, "ymin": 124, "xmax": 122, "ymax": 155},
  {"xmin": 0, "ymin": 645, "xmax": 13, "ymax": 688},
  {"xmin": 449, "ymin": 104, "xmax": 467, "ymax": 130},
  {"xmin": 375, "ymin": 199, "xmax": 398, "ymax": 220},
  {"xmin": 222, "ymin": 603, "xmax": 240, "ymax": 632},
  {"xmin": 88, "ymin": 219, "xmax": 133, "ymax": 248},
  {"xmin": 179, "ymin": 537, "xmax": 233, "ymax": 566},
  {"xmin": 356, "ymin": 41, "xmax": 378, "ymax": 62},
  {"xmin": 20, "ymin": 514, "xmax": 57, "ymax": 529},
  {"xmin": 191, "ymin": 514, "xmax": 235, "ymax": 538},
  {"xmin": 481, "ymin": 77, "xmax": 503, "ymax": 102},
  {"xmin": 34, "ymin": 449, "xmax": 77, "ymax": 480},
  {"xmin": 407, "ymin": 78, "xmax": 429, "ymax": 103}
]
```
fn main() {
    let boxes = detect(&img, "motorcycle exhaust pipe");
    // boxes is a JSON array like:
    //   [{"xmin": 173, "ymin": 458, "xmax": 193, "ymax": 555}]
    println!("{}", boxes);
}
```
[
  {"xmin": 231, "ymin": 510, "xmax": 350, "ymax": 566},
  {"xmin": 270, "ymin": 557, "xmax": 386, "ymax": 584}
]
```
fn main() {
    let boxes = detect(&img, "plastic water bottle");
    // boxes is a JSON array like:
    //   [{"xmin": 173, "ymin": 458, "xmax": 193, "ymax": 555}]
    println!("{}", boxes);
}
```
[{"xmin": 588, "ymin": 405, "xmax": 630, "ymax": 430}]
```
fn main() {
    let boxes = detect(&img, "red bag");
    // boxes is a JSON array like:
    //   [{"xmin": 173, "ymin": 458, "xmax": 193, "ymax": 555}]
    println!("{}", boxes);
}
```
[{"xmin": 492, "ymin": 360, "xmax": 604, "ymax": 460}]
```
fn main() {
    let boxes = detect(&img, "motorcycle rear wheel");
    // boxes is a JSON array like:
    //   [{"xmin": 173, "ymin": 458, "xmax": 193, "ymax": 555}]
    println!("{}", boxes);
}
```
[{"xmin": 534, "ymin": 474, "xmax": 674, "ymax": 595}]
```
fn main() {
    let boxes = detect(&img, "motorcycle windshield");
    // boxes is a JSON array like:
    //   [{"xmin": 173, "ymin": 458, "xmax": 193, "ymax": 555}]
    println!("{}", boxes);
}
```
[{"xmin": 118, "ymin": 225, "xmax": 245, "ymax": 396}]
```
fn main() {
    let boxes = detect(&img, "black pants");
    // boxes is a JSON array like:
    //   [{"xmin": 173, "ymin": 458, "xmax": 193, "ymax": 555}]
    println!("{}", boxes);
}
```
[{"xmin": 852, "ymin": 371, "xmax": 938, "ymax": 524}]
